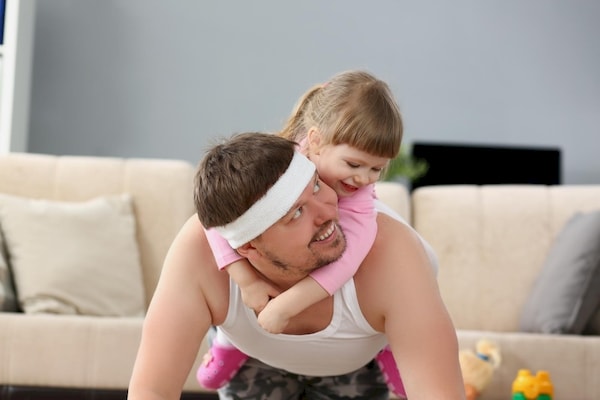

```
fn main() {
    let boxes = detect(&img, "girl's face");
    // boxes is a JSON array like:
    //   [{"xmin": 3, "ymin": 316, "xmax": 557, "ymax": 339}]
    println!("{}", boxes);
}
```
[{"xmin": 311, "ymin": 142, "xmax": 389, "ymax": 198}]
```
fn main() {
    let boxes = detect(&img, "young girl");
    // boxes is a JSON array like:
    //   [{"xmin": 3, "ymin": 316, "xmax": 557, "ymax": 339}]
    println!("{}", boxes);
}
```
[{"xmin": 198, "ymin": 70, "xmax": 406, "ymax": 398}]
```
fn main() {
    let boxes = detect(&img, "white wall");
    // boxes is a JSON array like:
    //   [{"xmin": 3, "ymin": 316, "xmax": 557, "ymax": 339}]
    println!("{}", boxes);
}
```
[{"xmin": 27, "ymin": 0, "xmax": 600, "ymax": 183}]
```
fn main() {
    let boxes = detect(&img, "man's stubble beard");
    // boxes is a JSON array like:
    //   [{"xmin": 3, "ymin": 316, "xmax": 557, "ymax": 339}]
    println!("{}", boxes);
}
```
[{"xmin": 264, "ymin": 223, "xmax": 347, "ymax": 274}]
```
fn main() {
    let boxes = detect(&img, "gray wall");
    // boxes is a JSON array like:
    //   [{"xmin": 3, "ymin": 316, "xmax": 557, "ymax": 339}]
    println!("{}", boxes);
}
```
[{"xmin": 28, "ymin": 0, "xmax": 600, "ymax": 183}]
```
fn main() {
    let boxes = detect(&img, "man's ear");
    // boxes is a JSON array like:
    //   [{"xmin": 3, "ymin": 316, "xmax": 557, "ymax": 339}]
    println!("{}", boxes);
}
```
[
  {"xmin": 235, "ymin": 242, "xmax": 255, "ymax": 258},
  {"xmin": 307, "ymin": 127, "xmax": 321, "ymax": 154}
]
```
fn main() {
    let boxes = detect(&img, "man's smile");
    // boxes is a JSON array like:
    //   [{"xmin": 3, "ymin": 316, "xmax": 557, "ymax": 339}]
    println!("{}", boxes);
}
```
[{"xmin": 313, "ymin": 221, "xmax": 336, "ymax": 242}]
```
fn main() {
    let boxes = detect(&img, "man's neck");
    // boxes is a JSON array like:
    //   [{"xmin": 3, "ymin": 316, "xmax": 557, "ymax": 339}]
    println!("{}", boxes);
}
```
[{"xmin": 253, "ymin": 264, "xmax": 306, "ymax": 292}]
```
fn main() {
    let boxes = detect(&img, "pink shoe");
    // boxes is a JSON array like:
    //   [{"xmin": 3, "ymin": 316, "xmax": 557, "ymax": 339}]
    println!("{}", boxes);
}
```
[
  {"xmin": 196, "ymin": 344, "xmax": 249, "ymax": 389},
  {"xmin": 375, "ymin": 345, "xmax": 407, "ymax": 399}
]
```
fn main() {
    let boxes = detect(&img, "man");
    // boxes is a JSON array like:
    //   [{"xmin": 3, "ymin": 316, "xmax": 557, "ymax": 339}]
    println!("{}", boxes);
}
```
[{"xmin": 128, "ymin": 133, "xmax": 465, "ymax": 399}]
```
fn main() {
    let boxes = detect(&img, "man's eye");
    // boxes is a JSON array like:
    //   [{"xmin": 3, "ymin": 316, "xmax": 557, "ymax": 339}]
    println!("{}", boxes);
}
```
[
  {"xmin": 313, "ymin": 180, "xmax": 321, "ymax": 193},
  {"xmin": 292, "ymin": 207, "xmax": 303, "ymax": 219}
]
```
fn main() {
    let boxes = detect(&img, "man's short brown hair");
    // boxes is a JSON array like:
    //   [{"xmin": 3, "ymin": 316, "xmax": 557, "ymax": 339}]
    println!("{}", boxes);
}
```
[{"xmin": 194, "ymin": 132, "xmax": 297, "ymax": 228}]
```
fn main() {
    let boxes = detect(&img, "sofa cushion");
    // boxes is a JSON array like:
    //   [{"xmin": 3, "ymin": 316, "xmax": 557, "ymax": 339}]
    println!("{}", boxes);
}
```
[
  {"xmin": 0, "ymin": 229, "xmax": 18, "ymax": 311},
  {"xmin": 0, "ymin": 193, "xmax": 145, "ymax": 316},
  {"xmin": 520, "ymin": 210, "xmax": 600, "ymax": 334}
]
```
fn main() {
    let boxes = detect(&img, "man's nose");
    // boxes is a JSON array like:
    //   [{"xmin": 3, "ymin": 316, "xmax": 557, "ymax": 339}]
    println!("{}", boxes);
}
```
[{"xmin": 310, "ymin": 196, "xmax": 337, "ymax": 226}]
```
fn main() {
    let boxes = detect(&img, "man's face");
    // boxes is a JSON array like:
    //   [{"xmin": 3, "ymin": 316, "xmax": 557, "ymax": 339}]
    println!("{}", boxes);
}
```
[{"xmin": 248, "ymin": 174, "xmax": 346, "ymax": 282}]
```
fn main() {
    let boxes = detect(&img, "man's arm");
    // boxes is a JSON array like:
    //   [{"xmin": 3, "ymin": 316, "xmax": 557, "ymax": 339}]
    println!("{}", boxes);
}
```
[
  {"xmin": 356, "ymin": 213, "xmax": 465, "ymax": 399},
  {"xmin": 128, "ymin": 216, "xmax": 230, "ymax": 400}
]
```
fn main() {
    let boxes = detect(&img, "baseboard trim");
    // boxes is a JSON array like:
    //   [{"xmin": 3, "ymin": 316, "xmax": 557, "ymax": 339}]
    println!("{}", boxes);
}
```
[{"xmin": 0, "ymin": 385, "xmax": 218, "ymax": 400}]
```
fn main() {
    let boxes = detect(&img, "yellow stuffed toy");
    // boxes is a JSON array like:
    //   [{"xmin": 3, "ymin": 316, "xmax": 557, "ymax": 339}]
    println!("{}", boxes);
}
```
[{"xmin": 459, "ymin": 339, "xmax": 502, "ymax": 400}]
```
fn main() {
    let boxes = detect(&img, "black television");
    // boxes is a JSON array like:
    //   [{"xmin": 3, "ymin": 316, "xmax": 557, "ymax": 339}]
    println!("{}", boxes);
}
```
[{"xmin": 410, "ymin": 142, "xmax": 561, "ymax": 190}]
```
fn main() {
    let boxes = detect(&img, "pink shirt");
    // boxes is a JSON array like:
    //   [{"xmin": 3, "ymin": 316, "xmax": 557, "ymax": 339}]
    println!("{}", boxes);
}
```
[{"xmin": 204, "ymin": 183, "xmax": 377, "ymax": 295}]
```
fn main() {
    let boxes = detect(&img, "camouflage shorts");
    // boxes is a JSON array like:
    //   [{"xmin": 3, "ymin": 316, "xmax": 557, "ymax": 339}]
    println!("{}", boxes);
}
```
[{"xmin": 217, "ymin": 357, "xmax": 389, "ymax": 400}]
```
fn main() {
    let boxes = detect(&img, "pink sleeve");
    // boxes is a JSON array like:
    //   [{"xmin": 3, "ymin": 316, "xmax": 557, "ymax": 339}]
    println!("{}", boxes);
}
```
[
  {"xmin": 204, "ymin": 227, "xmax": 244, "ymax": 270},
  {"xmin": 309, "ymin": 184, "xmax": 377, "ymax": 295}
]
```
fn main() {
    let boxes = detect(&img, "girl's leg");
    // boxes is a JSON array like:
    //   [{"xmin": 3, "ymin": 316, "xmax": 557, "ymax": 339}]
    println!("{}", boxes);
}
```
[
  {"xmin": 196, "ymin": 327, "xmax": 249, "ymax": 390},
  {"xmin": 375, "ymin": 345, "xmax": 407, "ymax": 399}
]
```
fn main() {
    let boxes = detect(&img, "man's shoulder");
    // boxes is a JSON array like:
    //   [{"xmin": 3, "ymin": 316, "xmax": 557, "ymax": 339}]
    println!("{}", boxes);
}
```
[
  {"xmin": 171, "ymin": 215, "xmax": 231, "ymax": 323},
  {"xmin": 361, "ymin": 213, "xmax": 430, "ymax": 277},
  {"xmin": 375, "ymin": 212, "xmax": 417, "ymax": 243},
  {"xmin": 355, "ymin": 213, "xmax": 437, "ymax": 331}
]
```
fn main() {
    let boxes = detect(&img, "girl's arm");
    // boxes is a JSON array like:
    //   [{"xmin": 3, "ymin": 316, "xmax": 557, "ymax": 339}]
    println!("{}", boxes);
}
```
[
  {"xmin": 310, "ymin": 186, "xmax": 376, "ymax": 293},
  {"xmin": 205, "ymin": 228, "xmax": 279, "ymax": 313},
  {"xmin": 257, "ymin": 185, "xmax": 377, "ymax": 333},
  {"xmin": 204, "ymin": 228, "xmax": 245, "ymax": 270}
]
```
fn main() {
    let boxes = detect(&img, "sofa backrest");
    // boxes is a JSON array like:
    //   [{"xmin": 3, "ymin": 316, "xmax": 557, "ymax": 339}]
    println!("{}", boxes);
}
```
[
  {"xmin": 0, "ymin": 153, "xmax": 196, "ymax": 307},
  {"xmin": 374, "ymin": 181, "xmax": 411, "ymax": 221},
  {"xmin": 0, "ymin": 152, "xmax": 411, "ymax": 311},
  {"xmin": 412, "ymin": 184, "xmax": 600, "ymax": 332}
]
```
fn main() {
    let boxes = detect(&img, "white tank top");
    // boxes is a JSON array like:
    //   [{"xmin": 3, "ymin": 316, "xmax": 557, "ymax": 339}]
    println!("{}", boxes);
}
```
[
  {"xmin": 219, "ymin": 277, "xmax": 387, "ymax": 376},
  {"xmin": 218, "ymin": 200, "xmax": 438, "ymax": 376}
]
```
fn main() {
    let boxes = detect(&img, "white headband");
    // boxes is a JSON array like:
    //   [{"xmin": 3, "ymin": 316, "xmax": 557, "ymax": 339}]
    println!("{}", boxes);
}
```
[{"xmin": 214, "ymin": 151, "xmax": 316, "ymax": 248}]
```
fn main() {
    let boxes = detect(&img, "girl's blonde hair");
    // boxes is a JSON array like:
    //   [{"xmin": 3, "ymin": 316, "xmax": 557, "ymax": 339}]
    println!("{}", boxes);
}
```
[{"xmin": 280, "ymin": 70, "xmax": 403, "ymax": 159}]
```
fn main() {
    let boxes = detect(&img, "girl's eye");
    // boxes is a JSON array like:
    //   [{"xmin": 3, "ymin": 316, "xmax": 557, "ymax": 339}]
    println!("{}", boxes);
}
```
[
  {"xmin": 347, "ymin": 162, "xmax": 360, "ymax": 168},
  {"xmin": 372, "ymin": 167, "xmax": 383, "ymax": 172}
]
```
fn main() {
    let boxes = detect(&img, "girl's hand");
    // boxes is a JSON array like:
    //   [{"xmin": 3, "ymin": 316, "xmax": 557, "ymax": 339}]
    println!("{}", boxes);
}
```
[
  {"xmin": 239, "ymin": 280, "xmax": 280, "ymax": 314},
  {"xmin": 257, "ymin": 299, "xmax": 291, "ymax": 334}
]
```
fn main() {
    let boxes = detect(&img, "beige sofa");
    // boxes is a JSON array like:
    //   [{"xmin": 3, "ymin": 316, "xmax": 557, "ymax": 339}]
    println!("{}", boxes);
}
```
[
  {"xmin": 413, "ymin": 185, "xmax": 600, "ymax": 400},
  {"xmin": 0, "ymin": 152, "xmax": 213, "ymax": 398},
  {"xmin": 1, "ymin": 152, "xmax": 598, "ymax": 399}
]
